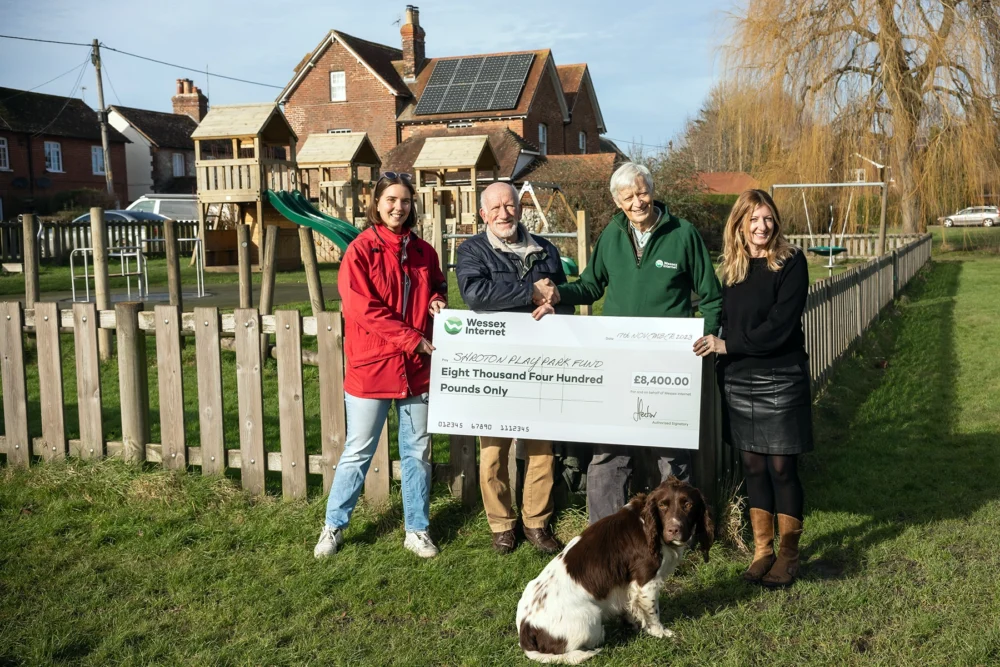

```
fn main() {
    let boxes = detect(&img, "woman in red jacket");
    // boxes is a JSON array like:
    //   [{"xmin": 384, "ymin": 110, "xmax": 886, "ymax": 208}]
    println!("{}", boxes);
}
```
[{"xmin": 314, "ymin": 173, "xmax": 447, "ymax": 560}]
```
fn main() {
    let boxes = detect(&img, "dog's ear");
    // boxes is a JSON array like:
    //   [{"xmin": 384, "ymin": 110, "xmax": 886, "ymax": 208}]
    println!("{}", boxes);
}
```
[
  {"xmin": 695, "ymin": 488, "xmax": 715, "ymax": 563},
  {"xmin": 641, "ymin": 492, "xmax": 663, "ymax": 558}
]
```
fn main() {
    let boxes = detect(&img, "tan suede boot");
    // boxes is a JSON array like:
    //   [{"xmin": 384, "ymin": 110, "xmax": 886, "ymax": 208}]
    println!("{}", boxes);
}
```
[
  {"xmin": 743, "ymin": 508, "xmax": 776, "ymax": 583},
  {"xmin": 761, "ymin": 514, "xmax": 803, "ymax": 588}
]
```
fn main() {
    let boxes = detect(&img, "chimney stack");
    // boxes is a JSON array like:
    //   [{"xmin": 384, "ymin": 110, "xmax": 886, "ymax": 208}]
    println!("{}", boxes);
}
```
[
  {"xmin": 400, "ymin": 5, "xmax": 425, "ymax": 83},
  {"xmin": 171, "ymin": 78, "xmax": 209, "ymax": 123}
]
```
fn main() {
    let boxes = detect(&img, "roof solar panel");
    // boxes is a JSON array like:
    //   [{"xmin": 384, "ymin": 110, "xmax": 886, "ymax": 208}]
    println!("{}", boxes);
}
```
[
  {"xmin": 414, "ymin": 53, "xmax": 535, "ymax": 115},
  {"xmin": 438, "ymin": 83, "xmax": 472, "ymax": 114},
  {"xmin": 426, "ymin": 59, "xmax": 459, "ymax": 87},
  {"xmin": 464, "ymin": 82, "xmax": 498, "ymax": 112},
  {"xmin": 452, "ymin": 57, "xmax": 485, "ymax": 84},
  {"xmin": 414, "ymin": 85, "xmax": 448, "ymax": 115},
  {"xmin": 479, "ymin": 56, "xmax": 508, "ymax": 83},
  {"xmin": 490, "ymin": 80, "xmax": 524, "ymax": 110},
  {"xmin": 502, "ymin": 53, "xmax": 534, "ymax": 81}
]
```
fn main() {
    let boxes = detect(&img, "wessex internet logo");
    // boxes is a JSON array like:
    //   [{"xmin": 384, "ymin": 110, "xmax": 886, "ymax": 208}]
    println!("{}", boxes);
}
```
[
  {"xmin": 444, "ymin": 317, "xmax": 463, "ymax": 335},
  {"xmin": 444, "ymin": 317, "xmax": 507, "ymax": 337}
]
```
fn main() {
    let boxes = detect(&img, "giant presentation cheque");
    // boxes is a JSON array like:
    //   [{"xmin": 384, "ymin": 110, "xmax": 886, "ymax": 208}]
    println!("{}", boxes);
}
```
[{"xmin": 428, "ymin": 310, "xmax": 704, "ymax": 449}]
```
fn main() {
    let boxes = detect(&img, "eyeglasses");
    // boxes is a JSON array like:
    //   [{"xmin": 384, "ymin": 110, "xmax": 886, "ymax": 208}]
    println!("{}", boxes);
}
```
[{"xmin": 378, "ymin": 171, "xmax": 412, "ymax": 183}]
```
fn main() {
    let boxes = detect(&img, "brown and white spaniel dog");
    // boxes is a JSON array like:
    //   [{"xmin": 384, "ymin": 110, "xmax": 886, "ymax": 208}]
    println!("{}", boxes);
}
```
[{"xmin": 516, "ymin": 477, "xmax": 713, "ymax": 664}]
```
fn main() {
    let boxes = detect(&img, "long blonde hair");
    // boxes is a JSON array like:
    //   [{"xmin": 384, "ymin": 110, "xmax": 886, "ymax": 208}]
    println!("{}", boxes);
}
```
[{"xmin": 720, "ymin": 189, "xmax": 795, "ymax": 286}]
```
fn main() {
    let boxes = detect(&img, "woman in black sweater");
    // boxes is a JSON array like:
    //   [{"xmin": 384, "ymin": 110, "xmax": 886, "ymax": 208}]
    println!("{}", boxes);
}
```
[{"xmin": 693, "ymin": 189, "xmax": 813, "ymax": 588}]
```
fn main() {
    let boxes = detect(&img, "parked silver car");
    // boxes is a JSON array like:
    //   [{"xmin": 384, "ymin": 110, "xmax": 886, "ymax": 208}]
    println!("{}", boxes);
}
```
[{"xmin": 940, "ymin": 206, "xmax": 998, "ymax": 227}]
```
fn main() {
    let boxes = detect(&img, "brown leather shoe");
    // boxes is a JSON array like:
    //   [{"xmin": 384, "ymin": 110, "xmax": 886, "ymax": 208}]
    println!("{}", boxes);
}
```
[
  {"xmin": 491, "ymin": 529, "xmax": 517, "ymax": 554},
  {"xmin": 524, "ymin": 526, "xmax": 563, "ymax": 555}
]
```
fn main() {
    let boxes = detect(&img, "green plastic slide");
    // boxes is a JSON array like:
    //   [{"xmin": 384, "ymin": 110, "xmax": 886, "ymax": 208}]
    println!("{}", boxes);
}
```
[{"xmin": 265, "ymin": 190, "xmax": 360, "ymax": 251}]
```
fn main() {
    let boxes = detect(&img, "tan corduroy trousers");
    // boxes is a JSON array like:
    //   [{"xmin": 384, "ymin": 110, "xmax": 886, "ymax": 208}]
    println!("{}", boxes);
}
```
[{"xmin": 479, "ymin": 436, "xmax": 555, "ymax": 532}]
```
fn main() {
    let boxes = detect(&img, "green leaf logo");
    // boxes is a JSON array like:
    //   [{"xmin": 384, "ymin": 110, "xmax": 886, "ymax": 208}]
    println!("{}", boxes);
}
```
[{"xmin": 443, "ymin": 317, "xmax": 463, "ymax": 335}]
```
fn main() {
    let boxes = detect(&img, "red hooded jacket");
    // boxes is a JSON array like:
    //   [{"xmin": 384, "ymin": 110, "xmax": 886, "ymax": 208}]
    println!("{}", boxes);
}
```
[{"xmin": 338, "ymin": 225, "xmax": 447, "ymax": 399}]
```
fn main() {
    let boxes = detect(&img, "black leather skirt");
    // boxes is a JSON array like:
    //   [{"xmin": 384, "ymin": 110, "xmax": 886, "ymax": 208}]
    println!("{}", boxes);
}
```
[{"xmin": 719, "ymin": 363, "xmax": 814, "ymax": 455}]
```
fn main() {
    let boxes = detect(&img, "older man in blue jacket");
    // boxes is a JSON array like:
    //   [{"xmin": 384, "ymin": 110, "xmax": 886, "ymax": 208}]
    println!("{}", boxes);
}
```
[{"xmin": 456, "ymin": 182, "xmax": 572, "ymax": 555}]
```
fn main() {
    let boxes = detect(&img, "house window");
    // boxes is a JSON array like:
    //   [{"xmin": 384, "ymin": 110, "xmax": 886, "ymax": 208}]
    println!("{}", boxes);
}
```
[
  {"xmin": 578, "ymin": 131, "xmax": 587, "ymax": 154},
  {"xmin": 44, "ymin": 141, "xmax": 63, "ymax": 172},
  {"xmin": 91, "ymin": 146, "xmax": 105, "ymax": 175},
  {"xmin": 327, "ymin": 128, "xmax": 352, "ymax": 134},
  {"xmin": 330, "ymin": 71, "xmax": 346, "ymax": 102},
  {"xmin": 0, "ymin": 138, "xmax": 9, "ymax": 170},
  {"xmin": 538, "ymin": 123, "xmax": 548, "ymax": 156},
  {"xmin": 448, "ymin": 121, "xmax": 474, "ymax": 129},
  {"xmin": 172, "ymin": 153, "xmax": 186, "ymax": 177}
]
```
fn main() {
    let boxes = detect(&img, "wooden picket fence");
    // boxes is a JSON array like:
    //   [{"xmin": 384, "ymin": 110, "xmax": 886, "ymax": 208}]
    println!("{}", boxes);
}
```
[{"xmin": 0, "ymin": 234, "xmax": 932, "ymax": 507}]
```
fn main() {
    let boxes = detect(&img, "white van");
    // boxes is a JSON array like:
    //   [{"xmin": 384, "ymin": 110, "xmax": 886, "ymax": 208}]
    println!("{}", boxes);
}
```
[{"xmin": 126, "ymin": 194, "xmax": 198, "ymax": 221}]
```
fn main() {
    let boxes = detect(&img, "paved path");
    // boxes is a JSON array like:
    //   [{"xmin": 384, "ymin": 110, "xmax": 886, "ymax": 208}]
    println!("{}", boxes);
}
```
[{"xmin": 3, "ymin": 282, "xmax": 341, "ymax": 309}]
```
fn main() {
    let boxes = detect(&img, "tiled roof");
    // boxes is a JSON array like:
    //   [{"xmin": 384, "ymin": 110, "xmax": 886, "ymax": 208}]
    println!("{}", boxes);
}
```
[
  {"xmin": 383, "ymin": 128, "xmax": 538, "ymax": 180},
  {"xmin": 696, "ymin": 171, "xmax": 760, "ymax": 196},
  {"xmin": 278, "ymin": 31, "xmax": 408, "ymax": 102},
  {"xmin": 335, "ymin": 32, "xmax": 407, "ymax": 95},
  {"xmin": 396, "ymin": 50, "xmax": 563, "ymax": 124},
  {"xmin": 109, "ymin": 105, "xmax": 197, "ymax": 150},
  {"xmin": 517, "ymin": 152, "xmax": 621, "ymax": 187},
  {"xmin": 0, "ymin": 87, "xmax": 128, "ymax": 142},
  {"xmin": 556, "ymin": 64, "xmax": 586, "ymax": 110}
]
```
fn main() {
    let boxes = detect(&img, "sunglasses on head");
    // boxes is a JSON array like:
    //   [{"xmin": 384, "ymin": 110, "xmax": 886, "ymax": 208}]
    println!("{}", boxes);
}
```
[{"xmin": 378, "ymin": 171, "xmax": 412, "ymax": 183}]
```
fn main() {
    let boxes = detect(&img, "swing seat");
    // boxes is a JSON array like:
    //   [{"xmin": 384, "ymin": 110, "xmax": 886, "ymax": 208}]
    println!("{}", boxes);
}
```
[{"xmin": 807, "ymin": 245, "xmax": 848, "ymax": 256}]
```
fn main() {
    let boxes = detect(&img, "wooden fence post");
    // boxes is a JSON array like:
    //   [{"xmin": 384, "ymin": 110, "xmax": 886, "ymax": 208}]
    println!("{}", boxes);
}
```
[
  {"xmin": 116, "ymin": 302, "xmax": 149, "ymax": 463},
  {"xmin": 89, "ymin": 207, "xmax": 113, "ymax": 361},
  {"xmin": 194, "ymin": 307, "xmax": 225, "ymax": 475},
  {"xmin": 234, "ymin": 308, "xmax": 266, "ymax": 495},
  {"xmin": 73, "ymin": 302, "xmax": 104, "ymax": 458},
  {"xmin": 21, "ymin": 215, "xmax": 39, "ymax": 309},
  {"xmin": 236, "ymin": 224, "xmax": 252, "ymax": 309},
  {"xmin": 576, "ymin": 210, "xmax": 592, "ymax": 316},
  {"xmin": 276, "ymin": 310, "xmax": 308, "ymax": 500},
  {"xmin": 449, "ymin": 434, "xmax": 478, "ymax": 507},
  {"xmin": 164, "ymin": 219, "xmax": 182, "ymax": 311},
  {"xmin": 155, "ymin": 304, "xmax": 186, "ymax": 469},
  {"xmin": 34, "ymin": 302, "xmax": 66, "ymax": 461},
  {"xmin": 298, "ymin": 227, "xmax": 325, "ymax": 314},
  {"xmin": 0, "ymin": 302, "xmax": 30, "ymax": 468},
  {"xmin": 433, "ymin": 204, "xmax": 447, "ymax": 276},
  {"xmin": 316, "ymin": 311, "xmax": 347, "ymax": 494},
  {"xmin": 258, "ymin": 225, "xmax": 279, "ymax": 358}
]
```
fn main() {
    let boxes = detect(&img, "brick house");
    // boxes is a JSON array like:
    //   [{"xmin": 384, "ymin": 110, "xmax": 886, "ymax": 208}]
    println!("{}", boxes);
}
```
[
  {"xmin": 277, "ymin": 5, "xmax": 608, "ymax": 176},
  {"xmin": 108, "ymin": 79, "xmax": 205, "ymax": 202},
  {"xmin": 0, "ymin": 87, "xmax": 129, "ymax": 219}
]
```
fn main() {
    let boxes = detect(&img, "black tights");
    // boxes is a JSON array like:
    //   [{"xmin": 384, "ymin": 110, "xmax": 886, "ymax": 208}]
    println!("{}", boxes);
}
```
[{"xmin": 741, "ymin": 451, "xmax": 803, "ymax": 519}]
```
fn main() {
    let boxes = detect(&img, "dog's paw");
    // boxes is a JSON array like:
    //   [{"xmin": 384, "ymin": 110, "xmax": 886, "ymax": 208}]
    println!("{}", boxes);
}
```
[{"xmin": 646, "ymin": 626, "xmax": 675, "ymax": 639}]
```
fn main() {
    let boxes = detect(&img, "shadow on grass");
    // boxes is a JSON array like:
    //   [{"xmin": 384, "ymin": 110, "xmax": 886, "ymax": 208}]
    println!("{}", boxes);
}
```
[{"xmin": 799, "ymin": 260, "xmax": 1000, "ymax": 579}]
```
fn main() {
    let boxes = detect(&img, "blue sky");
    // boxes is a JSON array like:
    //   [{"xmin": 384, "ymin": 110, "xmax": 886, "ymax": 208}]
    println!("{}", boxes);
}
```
[{"xmin": 0, "ymin": 0, "xmax": 736, "ymax": 153}]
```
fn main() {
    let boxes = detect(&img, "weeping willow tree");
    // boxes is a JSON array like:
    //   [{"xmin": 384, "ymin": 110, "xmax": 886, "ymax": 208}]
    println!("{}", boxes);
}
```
[{"xmin": 727, "ymin": 0, "xmax": 1000, "ymax": 233}]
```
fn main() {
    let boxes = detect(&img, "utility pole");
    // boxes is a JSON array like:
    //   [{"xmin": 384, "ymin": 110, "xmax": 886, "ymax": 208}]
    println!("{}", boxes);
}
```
[{"xmin": 91, "ymin": 39, "xmax": 116, "ymax": 206}]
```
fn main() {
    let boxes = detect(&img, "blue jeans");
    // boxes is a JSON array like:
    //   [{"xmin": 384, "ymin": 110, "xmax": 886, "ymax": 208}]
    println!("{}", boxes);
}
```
[{"xmin": 324, "ymin": 392, "xmax": 432, "ymax": 532}]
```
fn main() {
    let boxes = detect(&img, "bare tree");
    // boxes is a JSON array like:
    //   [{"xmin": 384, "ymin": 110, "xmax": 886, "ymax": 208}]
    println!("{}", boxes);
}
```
[{"xmin": 729, "ymin": 0, "xmax": 1000, "ymax": 233}]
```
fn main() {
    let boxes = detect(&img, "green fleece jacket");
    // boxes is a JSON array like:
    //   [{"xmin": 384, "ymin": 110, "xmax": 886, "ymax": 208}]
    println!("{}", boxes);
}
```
[{"xmin": 559, "ymin": 203, "xmax": 723, "ymax": 334}]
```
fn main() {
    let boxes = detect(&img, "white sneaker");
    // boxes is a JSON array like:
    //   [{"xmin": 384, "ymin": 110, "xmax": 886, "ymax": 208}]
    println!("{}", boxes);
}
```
[
  {"xmin": 314, "ymin": 525, "xmax": 344, "ymax": 559},
  {"xmin": 403, "ymin": 531, "xmax": 439, "ymax": 558}
]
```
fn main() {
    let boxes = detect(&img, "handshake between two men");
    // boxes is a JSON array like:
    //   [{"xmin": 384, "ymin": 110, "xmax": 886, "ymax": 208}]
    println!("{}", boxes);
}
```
[{"xmin": 530, "ymin": 278, "xmax": 560, "ymax": 321}]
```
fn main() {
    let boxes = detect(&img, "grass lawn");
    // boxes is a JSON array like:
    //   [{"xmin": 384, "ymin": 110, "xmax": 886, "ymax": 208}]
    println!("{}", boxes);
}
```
[{"xmin": 2, "ymin": 249, "xmax": 998, "ymax": 665}]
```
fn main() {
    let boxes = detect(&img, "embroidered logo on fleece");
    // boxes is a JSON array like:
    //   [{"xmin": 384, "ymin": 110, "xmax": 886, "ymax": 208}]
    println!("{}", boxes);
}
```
[{"xmin": 654, "ymin": 259, "xmax": 678, "ymax": 269}]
